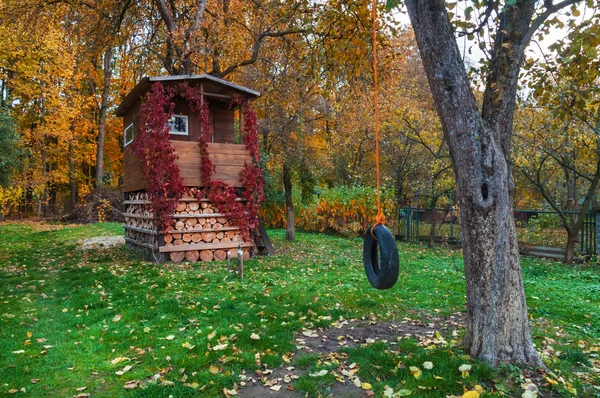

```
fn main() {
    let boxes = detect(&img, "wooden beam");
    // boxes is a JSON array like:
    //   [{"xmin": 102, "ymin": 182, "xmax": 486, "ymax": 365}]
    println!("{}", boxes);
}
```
[{"xmin": 159, "ymin": 241, "xmax": 254, "ymax": 253}]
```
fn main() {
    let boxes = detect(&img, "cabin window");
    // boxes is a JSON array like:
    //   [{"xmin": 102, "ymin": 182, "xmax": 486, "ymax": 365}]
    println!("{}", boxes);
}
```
[
  {"xmin": 124, "ymin": 123, "xmax": 134, "ymax": 147},
  {"xmin": 168, "ymin": 114, "xmax": 188, "ymax": 136}
]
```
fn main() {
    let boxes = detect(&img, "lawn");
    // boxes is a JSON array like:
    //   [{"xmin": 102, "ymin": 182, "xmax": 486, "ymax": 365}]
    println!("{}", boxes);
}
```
[{"xmin": 0, "ymin": 222, "xmax": 598, "ymax": 397}]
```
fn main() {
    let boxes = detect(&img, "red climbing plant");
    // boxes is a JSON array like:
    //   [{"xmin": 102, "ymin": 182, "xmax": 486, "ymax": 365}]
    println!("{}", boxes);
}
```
[
  {"xmin": 182, "ymin": 83, "xmax": 214, "ymax": 185},
  {"xmin": 132, "ymin": 82, "xmax": 185, "ymax": 226},
  {"xmin": 134, "ymin": 82, "xmax": 263, "ymax": 239},
  {"xmin": 239, "ymin": 98, "xmax": 265, "ymax": 234},
  {"xmin": 185, "ymin": 86, "xmax": 265, "ymax": 239}
]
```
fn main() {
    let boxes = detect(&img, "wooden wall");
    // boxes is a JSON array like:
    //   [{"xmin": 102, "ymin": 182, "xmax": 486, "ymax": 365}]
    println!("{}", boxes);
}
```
[{"xmin": 122, "ymin": 141, "xmax": 250, "ymax": 192}]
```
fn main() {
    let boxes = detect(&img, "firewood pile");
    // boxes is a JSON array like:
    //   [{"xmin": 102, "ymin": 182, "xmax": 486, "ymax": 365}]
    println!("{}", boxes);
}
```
[{"xmin": 124, "ymin": 190, "xmax": 254, "ymax": 262}]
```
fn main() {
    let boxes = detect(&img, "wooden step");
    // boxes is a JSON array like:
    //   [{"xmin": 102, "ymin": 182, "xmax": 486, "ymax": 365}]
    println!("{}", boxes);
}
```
[{"xmin": 159, "ymin": 241, "xmax": 254, "ymax": 253}]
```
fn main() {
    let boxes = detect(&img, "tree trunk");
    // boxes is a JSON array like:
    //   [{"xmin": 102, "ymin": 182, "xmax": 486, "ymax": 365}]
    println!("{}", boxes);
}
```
[
  {"xmin": 406, "ymin": 0, "xmax": 541, "ymax": 366},
  {"xmin": 68, "ymin": 140, "xmax": 77, "ymax": 209},
  {"xmin": 95, "ymin": 46, "xmax": 112, "ymax": 195},
  {"xmin": 39, "ymin": 135, "xmax": 48, "ymax": 220},
  {"xmin": 283, "ymin": 162, "xmax": 295, "ymax": 241},
  {"xmin": 565, "ymin": 230, "xmax": 578, "ymax": 263},
  {"xmin": 394, "ymin": 171, "xmax": 404, "ymax": 234}
]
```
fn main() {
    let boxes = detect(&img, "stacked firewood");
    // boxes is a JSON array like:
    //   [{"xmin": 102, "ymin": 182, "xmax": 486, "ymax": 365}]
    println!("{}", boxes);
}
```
[
  {"xmin": 123, "ymin": 190, "xmax": 253, "ymax": 263},
  {"xmin": 124, "ymin": 192, "xmax": 158, "ymax": 249}
]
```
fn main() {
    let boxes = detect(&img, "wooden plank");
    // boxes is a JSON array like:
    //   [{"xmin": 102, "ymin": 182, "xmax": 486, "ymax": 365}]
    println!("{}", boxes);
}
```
[
  {"xmin": 125, "ymin": 237, "xmax": 156, "ymax": 250},
  {"xmin": 159, "ymin": 241, "xmax": 254, "ymax": 253},
  {"xmin": 174, "ymin": 152, "xmax": 250, "ymax": 162},
  {"xmin": 124, "ymin": 213, "xmax": 155, "ymax": 220},
  {"xmin": 257, "ymin": 217, "xmax": 275, "ymax": 256},
  {"xmin": 123, "ymin": 198, "xmax": 248, "ymax": 204},
  {"xmin": 125, "ymin": 225, "xmax": 160, "ymax": 235},
  {"xmin": 168, "ymin": 212, "xmax": 236, "ymax": 218},
  {"xmin": 167, "ymin": 227, "xmax": 240, "ymax": 234}
]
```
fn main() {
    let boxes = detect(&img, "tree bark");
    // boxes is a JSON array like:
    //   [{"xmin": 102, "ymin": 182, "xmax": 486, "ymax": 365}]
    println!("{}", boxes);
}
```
[
  {"xmin": 283, "ymin": 162, "xmax": 295, "ymax": 241},
  {"xmin": 405, "ymin": 0, "xmax": 541, "ymax": 366},
  {"xmin": 565, "ymin": 231, "xmax": 578, "ymax": 263},
  {"xmin": 95, "ymin": 46, "xmax": 112, "ymax": 195},
  {"xmin": 68, "ymin": 139, "xmax": 77, "ymax": 209}
]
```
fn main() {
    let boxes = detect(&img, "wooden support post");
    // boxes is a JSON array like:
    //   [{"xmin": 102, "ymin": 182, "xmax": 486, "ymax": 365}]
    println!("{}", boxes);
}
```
[{"xmin": 237, "ymin": 243, "xmax": 244, "ymax": 280}]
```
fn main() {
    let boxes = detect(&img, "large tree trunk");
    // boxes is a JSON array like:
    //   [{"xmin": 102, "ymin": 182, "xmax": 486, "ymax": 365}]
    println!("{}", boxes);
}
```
[
  {"xmin": 95, "ymin": 47, "xmax": 112, "ymax": 195},
  {"xmin": 406, "ymin": 0, "xmax": 541, "ymax": 366},
  {"xmin": 283, "ymin": 162, "xmax": 295, "ymax": 241}
]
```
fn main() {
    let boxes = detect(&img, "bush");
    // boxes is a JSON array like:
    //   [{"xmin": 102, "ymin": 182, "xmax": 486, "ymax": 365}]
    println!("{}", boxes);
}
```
[
  {"xmin": 260, "ymin": 185, "xmax": 396, "ymax": 236},
  {"xmin": 63, "ymin": 187, "xmax": 124, "ymax": 224}
]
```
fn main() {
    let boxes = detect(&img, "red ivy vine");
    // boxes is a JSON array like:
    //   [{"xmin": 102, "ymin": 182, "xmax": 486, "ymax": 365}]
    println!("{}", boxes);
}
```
[
  {"xmin": 132, "ymin": 82, "xmax": 185, "ymax": 226},
  {"xmin": 185, "ymin": 86, "xmax": 264, "ymax": 239},
  {"xmin": 134, "ymin": 82, "xmax": 263, "ymax": 239}
]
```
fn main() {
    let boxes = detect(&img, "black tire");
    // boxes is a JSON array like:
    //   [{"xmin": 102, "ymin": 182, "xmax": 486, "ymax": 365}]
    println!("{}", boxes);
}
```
[{"xmin": 363, "ymin": 224, "xmax": 399, "ymax": 290}]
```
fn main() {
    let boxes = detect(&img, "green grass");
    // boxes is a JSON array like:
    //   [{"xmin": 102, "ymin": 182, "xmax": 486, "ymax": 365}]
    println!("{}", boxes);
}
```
[{"xmin": 0, "ymin": 222, "xmax": 599, "ymax": 397}]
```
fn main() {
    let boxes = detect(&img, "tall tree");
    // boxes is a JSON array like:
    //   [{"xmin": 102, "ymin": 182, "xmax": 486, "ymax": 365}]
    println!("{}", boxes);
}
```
[
  {"xmin": 403, "ymin": 0, "xmax": 591, "ymax": 365},
  {"xmin": 516, "ymin": 18, "xmax": 600, "ymax": 262}
]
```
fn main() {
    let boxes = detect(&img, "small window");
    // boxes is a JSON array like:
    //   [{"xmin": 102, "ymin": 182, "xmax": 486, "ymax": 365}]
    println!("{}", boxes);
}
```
[
  {"xmin": 168, "ymin": 114, "xmax": 188, "ymax": 136},
  {"xmin": 124, "ymin": 123, "xmax": 134, "ymax": 147}
]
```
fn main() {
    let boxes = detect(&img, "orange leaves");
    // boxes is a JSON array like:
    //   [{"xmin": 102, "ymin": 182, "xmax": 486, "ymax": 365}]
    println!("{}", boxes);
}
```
[{"xmin": 261, "ymin": 185, "xmax": 395, "ymax": 235}]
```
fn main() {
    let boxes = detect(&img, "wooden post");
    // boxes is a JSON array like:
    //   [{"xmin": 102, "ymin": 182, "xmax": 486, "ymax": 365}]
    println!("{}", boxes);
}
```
[
  {"xmin": 237, "ymin": 243, "xmax": 244, "ymax": 280},
  {"xmin": 238, "ymin": 104, "xmax": 243, "ymax": 143},
  {"xmin": 595, "ymin": 209, "xmax": 600, "ymax": 257}
]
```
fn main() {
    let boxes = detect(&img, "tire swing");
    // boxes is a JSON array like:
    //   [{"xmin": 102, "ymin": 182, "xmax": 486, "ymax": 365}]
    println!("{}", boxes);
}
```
[{"xmin": 363, "ymin": 0, "xmax": 399, "ymax": 290}]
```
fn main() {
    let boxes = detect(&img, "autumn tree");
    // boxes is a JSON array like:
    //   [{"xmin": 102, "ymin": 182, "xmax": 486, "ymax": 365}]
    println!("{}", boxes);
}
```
[
  {"xmin": 401, "ymin": 0, "xmax": 597, "ymax": 365},
  {"xmin": 0, "ymin": 106, "xmax": 21, "ymax": 187},
  {"xmin": 515, "ymin": 18, "xmax": 600, "ymax": 262}
]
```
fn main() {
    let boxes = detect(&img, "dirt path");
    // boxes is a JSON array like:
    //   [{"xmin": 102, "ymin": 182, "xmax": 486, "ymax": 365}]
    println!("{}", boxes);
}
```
[{"xmin": 239, "ymin": 316, "xmax": 461, "ymax": 397}]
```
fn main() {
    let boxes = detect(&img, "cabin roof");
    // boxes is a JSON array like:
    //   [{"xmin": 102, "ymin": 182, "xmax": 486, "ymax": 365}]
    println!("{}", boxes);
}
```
[{"xmin": 115, "ymin": 74, "xmax": 261, "ymax": 117}]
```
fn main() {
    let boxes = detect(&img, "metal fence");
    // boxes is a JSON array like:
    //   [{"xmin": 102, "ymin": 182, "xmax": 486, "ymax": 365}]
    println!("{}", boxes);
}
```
[{"xmin": 397, "ymin": 207, "xmax": 597, "ymax": 260}]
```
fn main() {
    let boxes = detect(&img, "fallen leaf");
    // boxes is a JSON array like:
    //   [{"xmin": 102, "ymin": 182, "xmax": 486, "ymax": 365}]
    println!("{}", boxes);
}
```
[
  {"xmin": 112, "ymin": 314, "xmax": 122, "ymax": 322},
  {"xmin": 409, "ymin": 366, "xmax": 422, "ymax": 379},
  {"xmin": 250, "ymin": 333, "xmax": 260, "ymax": 340},
  {"xmin": 309, "ymin": 370, "xmax": 328, "ymax": 377},
  {"xmin": 383, "ymin": 386, "xmax": 394, "ymax": 397},
  {"xmin": 116, "ymin": 365, "xmax": 132, "ymax": 375},
  {"xmin": 110, "ymin": 357, "xmax": 128, "ymax": 365},
  {"xmin": 270, "ymin": 385, "xmax": 282, "ymax": 391},
  {"xmin": 76, "ymin": 387, "xmax": 87, "ymax": 392},
  {"xmin": 209, "ymin": 366, "xmax": 220, "ymax": 375},
  {"xmin": 143, "ymin": 327, "xmax": 150, "ymax": 333},
  {"xmin": 166, "ymin": 335, "xmax": 175, "ymax": 340},
  {"xmin": 123, "ymin": 380, "xmax": 139, "ymax": 390},
  {"xmin": 213, "ymin": 343, "xmax": 228, "ymax": 351},
  {"xmin": 398, "ymin": 389, "xmax": 412, "ymax": 396},
  {"xmin": 361, "ymin": 382, "xmax": 372, "ymax": 390},
  {"xmin": 423, "ymin": 361, "xmax": 433, "ymax": 370},
  {"xmin": 62, "ymin": 308, "xmax": 68, "ymax": 313},
  {"xmin": 12, "ymin": 350, "xmax": 25, "ymax": 354},
  {"xmin": 459, "ymin": 364, "xmax": 472, "ymax": 378},
  {"xmin": 462, "ymin": 391, "xmax": 480, "ymax": 398}
]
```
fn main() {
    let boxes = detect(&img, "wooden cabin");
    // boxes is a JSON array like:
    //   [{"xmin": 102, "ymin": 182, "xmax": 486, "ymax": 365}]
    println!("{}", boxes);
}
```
[{"xmin": 115, "ymin": 74, "xmax": 270, "ymax": 262}]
